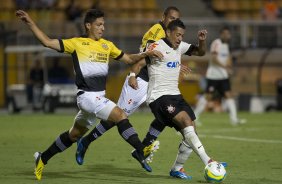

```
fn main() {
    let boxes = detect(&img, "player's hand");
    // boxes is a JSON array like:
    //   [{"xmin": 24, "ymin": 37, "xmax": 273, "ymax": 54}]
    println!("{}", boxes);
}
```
[
  {"xmin": 128, "ymin": 76, "xmax": 139, "ymax": 90},
  {"xmin": 180, "ymin": 64, "xmax": 192, "ymax": 75},
  {"xmin": 145, "ymin": 50, "xmax": 163, "ymax": 59},
  {"xmin": 16, "ymin": 10, "xmax": 34, "ymax": 25},
  {"xmin": 198, "ymin": 30, "xmax": 208, "ymax": 41}
]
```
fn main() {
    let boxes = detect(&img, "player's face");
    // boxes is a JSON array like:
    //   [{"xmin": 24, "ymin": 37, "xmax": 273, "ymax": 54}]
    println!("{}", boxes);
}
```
[
  {"xmin": 167, "ymin": 27, "xmax": 185, "ymax": 49},
  {"xmin": 87, "ymin": 17, "xmax": 105, "ymax": 40},
  {"xmin": 220, "ymin": 29, "xmax": 231, "ymax": 43},
  {"xmin": 163, "ymin": 10, "xmax": 180, "ymax": 27}
]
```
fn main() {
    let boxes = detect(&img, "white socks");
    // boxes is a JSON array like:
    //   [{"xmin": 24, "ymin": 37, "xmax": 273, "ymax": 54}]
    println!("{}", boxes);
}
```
[
  {"xmin": 226, "ymin": 98, "xmax": 238, "ymax": 123},
  {"xmin": 182, "ymin": 126, "xmax": 210, "ymax": 165},
  {"xmin": 194, "ymin": 95, "xmax": 207, "ymax": 119},
  {"xmin": 171, "ymin": 141, "xmax": 193, "ymax": 171}
]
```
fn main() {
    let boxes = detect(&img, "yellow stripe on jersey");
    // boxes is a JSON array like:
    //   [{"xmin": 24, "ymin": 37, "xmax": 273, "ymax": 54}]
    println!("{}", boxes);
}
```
[
  {"xmin": 61, "ymin": 37, "xmax": 122, "ymax": 63},
  {"xmin": 141, "ymin": 22, "xmax": 166, "ymax": 50}
]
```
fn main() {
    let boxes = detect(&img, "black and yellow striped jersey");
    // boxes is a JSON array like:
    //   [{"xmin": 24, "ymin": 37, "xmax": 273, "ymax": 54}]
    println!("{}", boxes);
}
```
[
  {"xmin": 140, "ymin": 21, "xmax": 166, "ymax": 51},
  {"xmin": 138, "ymin": 21, "xmax": 166, "ymax": 82},
  {"xmin": 59, "ymin": 37, "xmax": 124, "ymax": 91}
]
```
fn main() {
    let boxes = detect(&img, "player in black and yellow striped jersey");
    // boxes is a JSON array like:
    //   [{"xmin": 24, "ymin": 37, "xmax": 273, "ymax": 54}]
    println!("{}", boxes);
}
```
[{"xmin": 16, "ymin": 9, "xmax": 163, "ymax": 180}]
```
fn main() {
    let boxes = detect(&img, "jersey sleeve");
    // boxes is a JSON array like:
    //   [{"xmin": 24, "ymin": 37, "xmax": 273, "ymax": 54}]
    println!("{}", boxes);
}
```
[
  {"xmin": 59, "ymin": 38, "xmax": 76, "ymax": 54},
  {"xmin": 109, "ymin": 42, "xmax": 124, "ymax": 60},
  {"xmin": 141, "ymin": 24, "xmax": 166, "ymax": 49},
  {"xmin": 181, "ymin": 42, "xmax": 196, "ymax": 56}
]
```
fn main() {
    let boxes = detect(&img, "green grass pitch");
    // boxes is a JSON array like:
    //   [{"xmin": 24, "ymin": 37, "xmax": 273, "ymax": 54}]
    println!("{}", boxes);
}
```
[{"xmin": 0, "ymin": 112, "xmax": 282, "ymax": 184}]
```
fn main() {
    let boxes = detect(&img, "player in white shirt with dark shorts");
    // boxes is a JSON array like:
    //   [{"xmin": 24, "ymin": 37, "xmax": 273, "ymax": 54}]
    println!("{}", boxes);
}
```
[
  {"xmin": 194, "ymin": 26, "xmax": 246, "ymax": 125},
  {"xmin": 130, "ymin": 19, "xmax": 226, "ymax": 179}
]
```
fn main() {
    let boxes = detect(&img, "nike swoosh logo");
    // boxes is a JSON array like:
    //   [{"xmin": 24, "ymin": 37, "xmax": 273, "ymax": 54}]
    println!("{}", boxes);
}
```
[
  {"xmin": 198, "ymin": 145, "xmax": 203, "ymax": 149},
  {"xmin": 166, "ymin": 52, "xmax": 170, "ymax": 54}
]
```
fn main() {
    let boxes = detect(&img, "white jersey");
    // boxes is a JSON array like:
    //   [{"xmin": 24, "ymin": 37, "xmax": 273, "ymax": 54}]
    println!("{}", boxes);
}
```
[
  {"xmin": 146, "ymin": 38, "xmax": 194, "ymax": 104},
  {"xmin": 206, "ymin": 38, "xmax": 229, "ymax": 80}
]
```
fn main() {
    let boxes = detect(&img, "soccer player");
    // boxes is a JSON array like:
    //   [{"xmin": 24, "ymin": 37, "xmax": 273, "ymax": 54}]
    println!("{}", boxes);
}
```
[
  {"xmin": 130, "ymin": 19, "xmax": 225, "ymax": 179},
  {"xmin": 76, "ymin": 6, "xmax": 181, "ymax": 167},
  {"xmin": 16, "ymin": 9, "xmax": 162, "ymax": 180},
  {"xmin": 194, "ymin": 26, "xmax": 246, "ymax": 125}
]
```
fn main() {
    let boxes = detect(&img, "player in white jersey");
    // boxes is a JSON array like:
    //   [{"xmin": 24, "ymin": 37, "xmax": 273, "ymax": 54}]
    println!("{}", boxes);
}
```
[
  {"xmin": 194, "ymin": 26, "xmax": 246, "ymax": 125},
  {"xmin": 130, "ymin": 19, "xmax": 226, "ymax": 179}
]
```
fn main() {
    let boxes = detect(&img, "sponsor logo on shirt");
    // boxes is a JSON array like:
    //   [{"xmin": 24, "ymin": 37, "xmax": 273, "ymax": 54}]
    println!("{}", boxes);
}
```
[
  {"xmin": 89, "ymin": 52, "xmax": 108, "ymax": 63},
  {"xmin": 82, "ymin": 42, "xmax": 90, "ymax": 45},
  {"xmin": 166, "ymin": 61, "xmax": 180, "ymax": 68}
]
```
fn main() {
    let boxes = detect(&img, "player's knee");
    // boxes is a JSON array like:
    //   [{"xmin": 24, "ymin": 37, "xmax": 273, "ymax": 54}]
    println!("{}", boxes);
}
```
[
  {"xmin": 108, "ymin": 106, "xmax": 127, "ymax": 123},
  {"xmin": 69, "ymin": 124, "xmax": 88, "ymax": 141}
]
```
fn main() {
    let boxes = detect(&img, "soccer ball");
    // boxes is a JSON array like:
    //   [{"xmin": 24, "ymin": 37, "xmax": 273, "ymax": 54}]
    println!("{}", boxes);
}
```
[{"xmin": 204, "ymin": 161, "xmax": 226, "ymax": 183}]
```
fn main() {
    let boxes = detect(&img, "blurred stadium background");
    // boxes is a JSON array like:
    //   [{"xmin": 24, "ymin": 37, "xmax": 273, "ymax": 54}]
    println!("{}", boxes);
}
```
[{"xmin": 1, "ymin": 0, "xmax": 282, "ymax": 113}]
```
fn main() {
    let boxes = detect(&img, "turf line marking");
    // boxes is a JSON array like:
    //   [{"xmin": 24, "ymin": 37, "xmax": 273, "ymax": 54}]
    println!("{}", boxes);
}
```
[{"xmin": 200, "ymin": 134, "xmax": 282, "ymax": 144}]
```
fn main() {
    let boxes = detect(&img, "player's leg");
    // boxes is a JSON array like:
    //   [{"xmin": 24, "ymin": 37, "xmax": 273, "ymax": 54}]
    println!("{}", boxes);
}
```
[
  {"xmin": 170, "ymin": 140, "xmax": 193, "ymax": 179},
  {"xmin": 76, "ymin": 95, "xmax": 156, "ymax": 171},
  {"xmin": 194, "ymin": 79, "xmax": 213, "ymax": 123},
  {"xmin": 130, "ymin": 119, "xmax": 163, "ymax": 163},
  {"xmin": 107, "ymin": 105, "xmax": 158, "ymax": 172},
  {"xmin": 142, "ymin": 119, "xmax": 165, "ymax": 146},
  {"xmin": 174, "ymin": 111, "xmax": 211, "ymax": 165},
  {"xmin": 194, "ymin": 94, "xmax": 207, "ymax": 120},
  {"xmin": 222, "ymin": 79, "xmax": 246, "ymax": 125},
  {"xmin": 77, "ymin": 120, "xmax": 115, "ymax": 152},
  {"xmin": 77, "ymin": 76, "xmax": 148, "ymax": 158},
  {"xmin": 34, "ymin": 110, "xmax": 91, "ymax": 180}
]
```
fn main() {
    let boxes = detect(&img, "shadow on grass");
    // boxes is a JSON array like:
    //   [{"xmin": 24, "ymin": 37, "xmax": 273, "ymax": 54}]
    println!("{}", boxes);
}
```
[{"xmin": 16, "ymin": 163, "xmax": 173, "ymax": 183}]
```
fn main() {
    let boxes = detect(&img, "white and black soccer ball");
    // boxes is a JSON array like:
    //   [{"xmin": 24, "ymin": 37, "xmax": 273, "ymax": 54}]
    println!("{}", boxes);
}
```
[{"xmin": 204, "ymin": 161, "xmax": 226, "ymax": 183}]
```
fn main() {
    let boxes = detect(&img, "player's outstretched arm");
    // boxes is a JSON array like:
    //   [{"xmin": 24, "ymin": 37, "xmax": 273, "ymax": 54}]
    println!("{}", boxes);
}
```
[
  {"xmin": 191, "ymin": 29, "xmax": 208, "ymax": 56},
  {"xmin": 15, "ymin": 10, "xmax": 61, "ymax": 51},
  {"xmin": 128, "ymin": 59, "xmax": 147, "ymax": 89},
  {"xmin": 120, "ymin": 50, "xmax": 163, "ymax": 65}
]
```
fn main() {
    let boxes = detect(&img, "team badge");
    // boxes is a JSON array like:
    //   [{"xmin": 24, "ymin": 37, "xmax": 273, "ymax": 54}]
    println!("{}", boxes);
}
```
[
  {"xmin": 166, "ymin": 105, "xmax": 175, "ymax": 114},
  {"xmin": 102, "ymin": 43, "xmax": 109, "ymax": 50}
]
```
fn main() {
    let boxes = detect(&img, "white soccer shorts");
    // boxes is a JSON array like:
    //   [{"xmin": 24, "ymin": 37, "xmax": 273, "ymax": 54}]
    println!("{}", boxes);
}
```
[
  {"xmin": 117, "ymin": 76, "xmax": 148, "ymax": 116},
  {"xmin": 75, "ymin": 90, "xmax": 116, "ymax": 129}
]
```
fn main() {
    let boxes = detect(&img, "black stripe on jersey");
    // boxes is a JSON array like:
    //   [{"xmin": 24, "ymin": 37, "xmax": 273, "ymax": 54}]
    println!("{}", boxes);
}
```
[
  {"xmin": 115, "ymin": 52, "xmax": 124, "ymax": 60},
  {"xmin": 185, "ymin": 44, "xmax": 196, "ymax": 56},
  {"xmin": 58, "ymin": 39, "xmax": 65, "ymax": 53},
  {"xmin": 83, "ymin": 76, "xmax": 107, "ymax": 91},
  {"xmin": 71, "ymin": 51, "xmax": 89, "ymax": 90}
]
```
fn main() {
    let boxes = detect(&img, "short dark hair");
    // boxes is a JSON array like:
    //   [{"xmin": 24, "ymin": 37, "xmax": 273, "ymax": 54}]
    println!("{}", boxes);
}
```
[
  {"xmin": 167, "ymin": 19, "xmax": 185, "ymax": 31},
  {"xmin": 220, "ymin": 26, "xmax": 230, "ymax": 33},
  {"xmin": 84, "ymin": 9, "xmax": 104, "ymax": 25},
  {"xmin": 164, "ymin": 6, "xmax": 180, "ymax": 16}
]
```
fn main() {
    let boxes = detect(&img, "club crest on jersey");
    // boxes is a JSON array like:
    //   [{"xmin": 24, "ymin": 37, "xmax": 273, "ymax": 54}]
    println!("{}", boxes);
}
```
[
  {"xmin": 167, "ymin": 61, "xmax": 180, "ymax": 68},
  {"xmin": 101, "ymin": 43, "xmax": 109, "ymax": 50},
  {"xmin": 166, "ymin": 105, "xmax": 175, "ymax": 114}
]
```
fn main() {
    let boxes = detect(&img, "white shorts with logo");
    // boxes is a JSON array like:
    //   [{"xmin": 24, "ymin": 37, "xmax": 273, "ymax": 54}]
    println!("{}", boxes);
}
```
[
  {"xmin": 117, "ymin": 76, "xmax": 148, "ymax": 116},
  {"xmin": 75, "ymin": 90, "xmax": 116, "ymax": 129}
]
